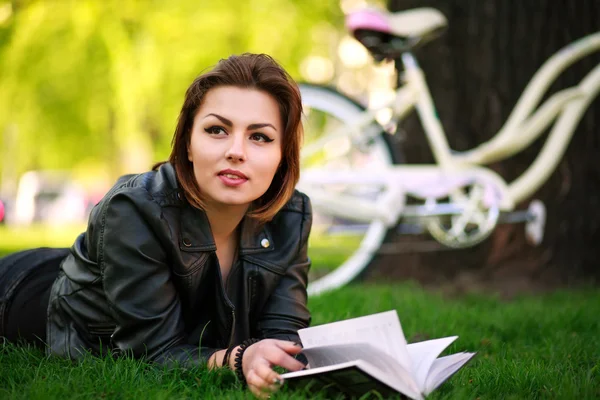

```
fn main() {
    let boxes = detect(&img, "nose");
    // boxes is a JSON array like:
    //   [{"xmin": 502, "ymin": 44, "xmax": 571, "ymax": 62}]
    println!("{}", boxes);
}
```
[{"xmin": 225, "ymin": 132, "xmax": 246, "ymax": 162}]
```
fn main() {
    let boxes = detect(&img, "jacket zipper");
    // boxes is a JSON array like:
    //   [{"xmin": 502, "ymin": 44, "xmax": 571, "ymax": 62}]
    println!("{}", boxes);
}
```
[
  {"xmin": 247, "ymin": 274, "xmax": 257, "ymax": 329},
  {"xmin": 219, "ymin": 285, "xmax": 236, "ymax": 349},
  {"xmin": 214, "ymin": 252, "xmax": 236, "ymax": 349},
  {"xmin": 227, "ymin": 310, "xmax": 236, "ymax": 348},
  {"xmin": 87, "ymin": 324, "xmax": 116, "ymax": 337}
]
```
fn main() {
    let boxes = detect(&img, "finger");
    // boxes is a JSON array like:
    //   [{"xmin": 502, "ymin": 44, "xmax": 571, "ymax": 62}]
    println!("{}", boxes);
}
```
[
  {"xmin": 273, "ymin": 340, "xmax": 303, "ymax": 354},
  {"xmin": 255, "ymin": 362, "xmax": 284, "ymax": 390},
  {"xmin": 247, "ymin": 381, "xmax": 279, "ymax": 398},
  {"xmin": 245, "ymin": 369, "xmax": 273, "ymax": 394},
  {"xmin": 259, "ymin": 382, "xmax": 281, "ymax": 394},
  {"xmin": 265, "ymin": 348, "xmax": 305, "ymax": 371},
  {"xmin": 249, "ymin": 383, "xmax": 276, "ymax": 400},
  {"xmin": 248, "ymin": 384, "xmax": 270, "ymax": 399}
]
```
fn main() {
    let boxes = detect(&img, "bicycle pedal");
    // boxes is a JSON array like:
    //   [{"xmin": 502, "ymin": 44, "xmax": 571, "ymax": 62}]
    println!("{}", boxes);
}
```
[{"xmin": 525, "ymin": 200, "xmax": 546, "ymax": 246}]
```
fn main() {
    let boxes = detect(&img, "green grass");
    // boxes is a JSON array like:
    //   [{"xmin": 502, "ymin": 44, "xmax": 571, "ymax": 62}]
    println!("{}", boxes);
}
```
[
  {"xmin": 1, "ymin": 226, "xmax": 599, "ymax": 399},
  {"xmin": 308, "ymin": 232, "xmax": 362, "ymax": 272},
  {"xmin": 308, "ymin": 284, "xmax": 600, "ymax": 399},
  {"xmin": 0, "ymin": 224, "xmax": 85, "ymax": 257},
  {"xmin": 0, "ymin": 224, "xmax": 353, "ymax": 273},
  {"xmin": 2, "ymin": 285, "xmax": 598, "ymax": 399}
]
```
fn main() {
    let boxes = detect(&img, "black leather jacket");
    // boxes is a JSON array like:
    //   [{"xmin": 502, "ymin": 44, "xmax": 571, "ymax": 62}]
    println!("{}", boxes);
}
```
[{"xmin": 47, "ymin": 163, "xmax": 312, "ymax": 366}]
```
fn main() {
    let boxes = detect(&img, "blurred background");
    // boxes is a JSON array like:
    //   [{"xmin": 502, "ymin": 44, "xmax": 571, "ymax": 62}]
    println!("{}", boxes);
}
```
[
  {"xmin": 0, "ymin": 0, "xmax": 392, "ymax": 227},
  {"xmin": 0, "ymin": 0, "xmax": 599, "ymax": 295}
]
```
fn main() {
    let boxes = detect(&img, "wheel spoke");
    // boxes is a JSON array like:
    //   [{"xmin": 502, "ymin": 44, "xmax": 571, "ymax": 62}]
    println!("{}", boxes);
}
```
[
  {"xmin": 427, "ymin": 182, "xmax": 499, "ymax": 248},
  {"xmin": 300, "ymin": 84, "xmax": 399, "ymax": 295}
]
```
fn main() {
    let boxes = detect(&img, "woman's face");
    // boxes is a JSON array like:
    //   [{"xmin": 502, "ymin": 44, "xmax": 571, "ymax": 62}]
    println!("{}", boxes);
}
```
[{"xmin": 187, "ymin": 86, "xmax": 283, "ymax": 210}]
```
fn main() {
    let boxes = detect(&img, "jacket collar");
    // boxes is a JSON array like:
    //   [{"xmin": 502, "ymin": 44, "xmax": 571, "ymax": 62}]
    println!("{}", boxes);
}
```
[
  {"xmin": 179, "ymin": 204, "xmax": 274, "ymax": 254},
  {"xmin": 162, "ymin": 160, "xmax": 273, "ymax": 254},
  {"xmin": 238, "ymin": 216, "xmax": 275, "ymax": 255},
  {"xmin": 179, "ymin": 203, "xmax": 217, "ymax": 252}
]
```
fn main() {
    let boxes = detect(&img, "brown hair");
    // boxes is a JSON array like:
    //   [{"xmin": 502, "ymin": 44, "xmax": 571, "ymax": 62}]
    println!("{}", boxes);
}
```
[{"xmin": 157, "ymin": 53, "xmax": 303, "ymax": 223}]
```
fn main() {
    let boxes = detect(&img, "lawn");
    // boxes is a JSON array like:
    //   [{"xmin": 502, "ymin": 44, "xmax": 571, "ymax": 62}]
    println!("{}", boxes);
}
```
[
  {"xmin": 0, "ymin": 224, "xmax": 86, "ymax": 258},
  {"xmin": 1, "ymin": 226, "xmax": 599, "ymax": 399}
]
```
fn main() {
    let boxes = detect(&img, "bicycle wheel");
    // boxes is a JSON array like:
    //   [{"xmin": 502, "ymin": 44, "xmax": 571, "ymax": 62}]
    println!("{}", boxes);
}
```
[{"xmin": 299, "ymin": 83, "xmax": 403, "ymax": 296}]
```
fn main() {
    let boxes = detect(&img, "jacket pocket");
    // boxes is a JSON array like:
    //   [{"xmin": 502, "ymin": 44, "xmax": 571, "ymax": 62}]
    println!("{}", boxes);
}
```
[
  {"xmin": 87, "ymin": 323, "xmax": 116, "ymax": 338},
  {"xmin": 171, "ymin": 252, "xmax": 210, "ymax": 277},
  {"xmin": 244, "ymin": 256, "xmax": 286, "ymax": 276}
]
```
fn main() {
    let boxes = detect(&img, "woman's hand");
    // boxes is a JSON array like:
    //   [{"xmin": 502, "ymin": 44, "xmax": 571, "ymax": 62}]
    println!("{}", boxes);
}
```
[{"xmin": 241, "ymin": 339, "xmax": 305, "ymax": 398}]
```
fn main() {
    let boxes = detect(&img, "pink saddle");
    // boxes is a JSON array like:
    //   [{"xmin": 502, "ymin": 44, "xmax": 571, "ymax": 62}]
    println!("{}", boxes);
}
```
[{"xmin": 345, "ymin": 8, "xmax": 447, "ymax": 59}]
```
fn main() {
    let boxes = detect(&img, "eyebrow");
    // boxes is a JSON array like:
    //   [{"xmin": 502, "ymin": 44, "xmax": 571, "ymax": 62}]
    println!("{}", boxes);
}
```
[{"xmin": 205, "ymin": 113, "xmax": 278, "ymax": 131}]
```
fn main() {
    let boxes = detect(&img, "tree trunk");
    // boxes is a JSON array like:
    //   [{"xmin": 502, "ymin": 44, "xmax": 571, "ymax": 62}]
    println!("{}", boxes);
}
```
[{"xmin": 368, "ymin": 0, "xmax": 600, "ymax": 296}]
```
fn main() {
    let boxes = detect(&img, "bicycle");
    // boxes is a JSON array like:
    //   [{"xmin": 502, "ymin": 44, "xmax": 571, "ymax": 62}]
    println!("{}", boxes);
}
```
[{"xmin": 299, "ymin": 7, "xmax": 600, "ymax": 296}]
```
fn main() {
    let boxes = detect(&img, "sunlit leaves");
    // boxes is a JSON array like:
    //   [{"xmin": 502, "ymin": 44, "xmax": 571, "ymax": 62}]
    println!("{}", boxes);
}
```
[{"xmin": 0, "ymin": 0, "xmax": 343, "ymax": 184}]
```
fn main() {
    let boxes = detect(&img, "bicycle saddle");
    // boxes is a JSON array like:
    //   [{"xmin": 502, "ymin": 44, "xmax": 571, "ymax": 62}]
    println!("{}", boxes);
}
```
[{"xmin": 346, "ymin": 8, "xmax": 447, "ymax": 60}]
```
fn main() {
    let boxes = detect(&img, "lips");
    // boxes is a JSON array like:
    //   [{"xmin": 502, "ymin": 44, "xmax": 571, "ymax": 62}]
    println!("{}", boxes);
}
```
[
  {"xmin": 218, "ymin": 169, "xmax": 248, "ymax": 180},
  {"xmin": 217, "ymin": 169, "xmax": 248, "ymax": 187}
]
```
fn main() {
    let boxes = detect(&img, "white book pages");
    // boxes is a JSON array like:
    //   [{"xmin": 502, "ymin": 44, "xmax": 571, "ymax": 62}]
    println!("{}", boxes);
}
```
[
  {"xmin": 406, "ymin": 336, "xmax": 458, "ymax": 391},
  {"xmin": 281, "ymin": 360, "xmax": 424, "ymax": 400},
  {"xmin": 281, "ymin": 360, "xmax": 361, "ymax": 379},
  {"xmin": 424, "ymin": 352, "xmax": 477, "ymax": 395},
  {"xmin": 298, "ymin": 310, "xmax": 412, "ymax": 374},
  {"xmin": 300, "ymin": 343, "xmax": 421, "ymax": 395}
]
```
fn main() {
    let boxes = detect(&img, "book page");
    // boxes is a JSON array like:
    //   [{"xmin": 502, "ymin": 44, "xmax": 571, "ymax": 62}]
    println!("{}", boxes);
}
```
[
  {"xmin": 406, "ymin": 336, "xmax": 458, "ymax": 391},
  {"xmin": 423, "ymin": 352, "xmax": 477, "ymax": 395},
  {"xmin": 301, "ymin": 343, "xmax": 414, "ymax": 385},
  {"xmin": 300, "ymin": 343, "xmax": 421, "ymax": 398},
  {"xmin": 281, "ymin": 360, "xmax": 423, "ymax": 400},
  {"xmin": 297, "ymin": 310, "xmax": 412, "ymax": 374}
]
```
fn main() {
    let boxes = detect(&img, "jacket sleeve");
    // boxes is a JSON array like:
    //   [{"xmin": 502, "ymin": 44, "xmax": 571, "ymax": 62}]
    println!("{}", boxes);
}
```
[
  {"xmin": 255, "ymin": 193, "xmax": 313, "ymax": 342},
  {"xmin": 96, "ymin": 187, "xmax": 218, "ymax": 367}
]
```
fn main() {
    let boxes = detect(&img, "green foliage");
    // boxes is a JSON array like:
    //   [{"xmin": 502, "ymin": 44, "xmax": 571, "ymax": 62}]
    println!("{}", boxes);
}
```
[{"xmin": 0, "ymin": 0, "xmax": 343, "ymax": 181}]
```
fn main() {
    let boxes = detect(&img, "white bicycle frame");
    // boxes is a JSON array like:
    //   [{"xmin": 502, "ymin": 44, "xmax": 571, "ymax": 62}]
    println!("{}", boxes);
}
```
[{"xmin": 298, "ymin": 32, "xmax": 600, "ymax": 226}]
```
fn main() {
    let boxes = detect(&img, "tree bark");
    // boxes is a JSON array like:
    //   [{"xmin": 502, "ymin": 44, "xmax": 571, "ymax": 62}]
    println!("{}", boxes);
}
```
[{"xmin": 368, "ymin": 0, "xmax": 600, "ymax": 295}]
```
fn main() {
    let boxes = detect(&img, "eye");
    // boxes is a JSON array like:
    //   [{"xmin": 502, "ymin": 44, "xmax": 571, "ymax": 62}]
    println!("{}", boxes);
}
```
[
  {"xmin": 250, "ymin": 132, "xmax": 274, "ymax": 143},
  {"xmin": 204, "ymin": 126, "xmax": 227, "ymax": 135}
]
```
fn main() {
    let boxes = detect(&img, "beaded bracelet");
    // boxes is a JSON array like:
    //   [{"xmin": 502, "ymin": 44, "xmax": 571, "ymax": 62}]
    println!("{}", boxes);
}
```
[
  {"xmin": 233, "ymin": 338, "xmax": 260, "ymax": 383},
  {"xmin": 222, "ymin": 345, "xmax": 236, "ymax": 368}
]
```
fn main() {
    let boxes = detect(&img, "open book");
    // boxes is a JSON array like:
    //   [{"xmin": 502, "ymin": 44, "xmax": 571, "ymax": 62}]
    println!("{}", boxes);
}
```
[{"xmin": 281, "ymin": 310, "xmax": 476, "ymax": 399}]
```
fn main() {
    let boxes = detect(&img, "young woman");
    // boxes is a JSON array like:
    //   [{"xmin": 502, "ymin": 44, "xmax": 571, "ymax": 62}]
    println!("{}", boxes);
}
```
[{"xmin": 0, "ymin": 53, "xmax": 311, "ymax": 397}]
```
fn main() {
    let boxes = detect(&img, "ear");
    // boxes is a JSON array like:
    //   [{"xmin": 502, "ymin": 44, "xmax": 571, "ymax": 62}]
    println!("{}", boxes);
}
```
[{"xmin": 187, "ymin": 144, "xmax": 192, "ymax": 162}]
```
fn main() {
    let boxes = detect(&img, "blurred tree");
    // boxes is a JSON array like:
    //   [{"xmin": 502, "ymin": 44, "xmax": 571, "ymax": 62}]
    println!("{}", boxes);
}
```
[
  {"xmin": 369, "ymin": 0, "xmax": 600, "ymax": 291},
  {"xmin": 0, "ymin": 0, "xmax": 342, "ymax": 190}
]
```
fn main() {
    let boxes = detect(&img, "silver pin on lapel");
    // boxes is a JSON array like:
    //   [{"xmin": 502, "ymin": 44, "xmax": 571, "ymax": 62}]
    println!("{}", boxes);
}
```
[{"xmin": 260, "ymin": 238, "xmax": 270, "ymax": 248}]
